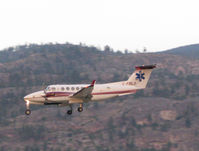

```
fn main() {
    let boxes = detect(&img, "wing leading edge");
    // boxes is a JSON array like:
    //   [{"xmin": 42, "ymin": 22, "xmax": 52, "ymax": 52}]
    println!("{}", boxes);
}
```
[{"xmin": 70, "ymin": 80, "xmax": 96, "ymax": 99}]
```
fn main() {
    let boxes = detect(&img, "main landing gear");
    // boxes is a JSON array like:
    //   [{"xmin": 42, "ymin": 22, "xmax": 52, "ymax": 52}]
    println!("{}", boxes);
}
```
[
  {"xmin": 66, "ymin": 104, "xmax": 83, "ymax": 115},
  {"xmin": 66, "ymin": 105, "xmax": 73, "ymax": 115},
  {"xmin": 25, "ymin": 101, "xmax": 31, "ymax": 115},
  {"xmin": 77, "ymin": 104, "xmax": 83, "ymax": 112},
  {"xmin": 67, "ymin": 106, "xmax": 73, "ymax": 115}
]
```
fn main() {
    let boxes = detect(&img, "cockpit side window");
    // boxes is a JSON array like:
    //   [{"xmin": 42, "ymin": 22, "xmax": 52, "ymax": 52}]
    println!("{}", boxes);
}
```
[{"xmin": 52, "ymin": 87, "xmax": 56, "ymax": 91}]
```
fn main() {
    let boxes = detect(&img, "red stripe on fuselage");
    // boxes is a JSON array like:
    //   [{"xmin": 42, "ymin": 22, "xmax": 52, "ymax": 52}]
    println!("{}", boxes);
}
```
[
  {"xmin": 92, "ymin": 89, "xmax": 136, "ymax": 95},
  {"xmin": 46, "ymin": 92, "xmax": 72, "ymax": 97},
  {"xmin": 45, "ymin": 89, "xmax": 136, "ymax": 98}
]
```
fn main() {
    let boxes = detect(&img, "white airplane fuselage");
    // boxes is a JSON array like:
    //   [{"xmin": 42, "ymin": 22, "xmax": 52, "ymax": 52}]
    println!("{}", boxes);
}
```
[{"xmin": 24, "ymin": 82, "xmax": 137, "ymax": 105}]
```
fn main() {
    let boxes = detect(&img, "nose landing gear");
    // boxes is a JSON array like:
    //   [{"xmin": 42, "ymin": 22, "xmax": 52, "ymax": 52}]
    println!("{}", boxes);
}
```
[
  {"xmin": 25, "ymin": 109, "xmax": 31, "ymax": 115},
  {"xmin": 25, "ymin": 101, "xmax": 31, "ymax": 115}
]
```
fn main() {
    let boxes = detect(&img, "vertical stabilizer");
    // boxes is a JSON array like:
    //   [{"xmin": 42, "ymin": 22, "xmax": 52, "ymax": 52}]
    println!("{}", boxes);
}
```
[{"xmin": 126, "ymin": 64, "xmax": 156, "ymax": 88}]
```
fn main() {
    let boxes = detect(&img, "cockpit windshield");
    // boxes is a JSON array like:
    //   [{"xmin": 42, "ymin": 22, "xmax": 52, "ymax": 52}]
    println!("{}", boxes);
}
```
[{"xmin": 45, "ymin": 86, "xmax": 51, "ymax": 92}]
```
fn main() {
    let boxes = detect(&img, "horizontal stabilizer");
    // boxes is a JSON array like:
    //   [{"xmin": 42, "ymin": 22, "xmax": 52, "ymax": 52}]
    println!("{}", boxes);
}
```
[{"xmin": 135, "ymin": 64, "xmax": 156, "ymax": 70}]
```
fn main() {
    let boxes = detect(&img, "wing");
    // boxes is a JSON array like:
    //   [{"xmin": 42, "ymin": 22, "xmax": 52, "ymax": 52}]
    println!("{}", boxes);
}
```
[{"xmin": 70, "ymin": 80, "xmax": 96, "ymax": 99}]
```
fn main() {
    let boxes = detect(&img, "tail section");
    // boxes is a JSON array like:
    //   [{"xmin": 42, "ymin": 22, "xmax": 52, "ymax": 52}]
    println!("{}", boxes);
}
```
[{"xmin": 126, "ymin": 64, "xmax": 156, "ymax": 89}]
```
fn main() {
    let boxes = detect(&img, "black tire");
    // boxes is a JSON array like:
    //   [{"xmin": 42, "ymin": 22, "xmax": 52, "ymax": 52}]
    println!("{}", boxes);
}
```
[
  {"xmin": 77, "ymin": 107, "xmax": 83, "ymax": 112},
  {"xmin": 67, "ymin": 110, "xmax": 72, "ymax": 115},
  {"xmin": 25, "ymin": 109, "xmax": 31, "ymax": 115}
]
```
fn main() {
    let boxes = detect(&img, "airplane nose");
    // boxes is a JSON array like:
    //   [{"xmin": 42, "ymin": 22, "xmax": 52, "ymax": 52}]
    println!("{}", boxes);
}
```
[
  {"xmin": 24, "ymin": 91, "xmax": 45, "ymax": 102},
  {"xmin": 24, "ymin": 95, "xmax": 29, "ymax": 101}
]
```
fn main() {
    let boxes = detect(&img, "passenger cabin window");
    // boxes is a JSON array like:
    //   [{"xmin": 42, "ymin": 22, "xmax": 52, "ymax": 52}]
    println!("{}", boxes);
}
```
[
  {"xmin": 71, "ymin": 87, "xmax": 75, "ymax": 91},
  {"xmin": 61, "ymin": 87, "xmax": 65, "ymax": 91},
  {"xmin": 52, "ymin": 87, "xmax": 56, "ymax": 91},
  {"xmin": 66, "ymin": 87, "xmax": 70, "ymax": 91},
  {"xmin": 76, "ymin": 87, "xmax": 79, "ymax": 91}
]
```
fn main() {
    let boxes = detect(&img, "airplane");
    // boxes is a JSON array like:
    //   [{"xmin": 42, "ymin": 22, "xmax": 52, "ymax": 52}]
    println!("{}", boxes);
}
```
[{"xmin": 24, "ymin": 64, "xmax": 156, "ymax": 115}]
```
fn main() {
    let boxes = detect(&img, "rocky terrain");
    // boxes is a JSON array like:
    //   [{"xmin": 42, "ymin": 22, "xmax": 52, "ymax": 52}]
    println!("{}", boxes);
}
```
[{"xmin": 0, "ymin": 43, "xmax": 199, "ymax": 151}]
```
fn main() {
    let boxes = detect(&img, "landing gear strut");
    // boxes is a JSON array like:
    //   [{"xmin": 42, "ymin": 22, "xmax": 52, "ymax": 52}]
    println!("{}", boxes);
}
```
[
  {"xmin": 77, "ymin": 104, "xmax": 83, "ymax": 112},
  {"xmin": 66, "ymin": 104, "xmax": 84, "ymax": 115},
  {"xmin": 25, "ymin": 101, "xmax": 31, "ymax": 115}
]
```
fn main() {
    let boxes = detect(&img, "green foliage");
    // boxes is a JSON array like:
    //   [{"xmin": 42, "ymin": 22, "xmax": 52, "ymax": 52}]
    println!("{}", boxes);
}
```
[
  {"xmin": 147, "ymin": 113, "xmax": 152, "ymax": 122},
  {"xmin": 126, "ymin": 140, "xmax": 136, "ymax": 150},
  {"xmin": 107, "ymin": 117, "xmax": 115, "ymax": 141},
  {"xmin": 131, "ymin": 116, "xmax": 137, "ymax": 127},
  {"xmin": 0, "ymin": 146, "xmax": 5, "ymax": 151},
  {"xmin": 141, "ymin": 148, "xmax": 158, "ymax": 151},
  {"xmin": 134, "ymin": 90, "xmax": 144, "ymax": 98},
  {"xmin": 185, "ymin": 118, "xmax": 191, "ymax": 128},
  {"xmin": 194, "ymin": 129, "xmax": 199, "ymax": 136},
  {"xmin": 107, "ymin": 117, "xmax": 114, "ymax": 129},
  {"xmin": 24, "ymin": 145, "xmax": 40, "ymax": 151},
  {"xmin": 151, "ymin": 122, "xmax": 159, "ymax": 130},
  {"xmin": 93, "ymin": 102, "xmax": 99, "ymax": 109},
  {"xmin": 17, "ymin": 125, "xmax": 46, "ymax": 140},
  {"xmin": 160, "ymin": 123, "xmax": 171, "ymax": 132},
  {"xmin": 43, "ymin": 142, "xmax": 48, "ymax": 151}
]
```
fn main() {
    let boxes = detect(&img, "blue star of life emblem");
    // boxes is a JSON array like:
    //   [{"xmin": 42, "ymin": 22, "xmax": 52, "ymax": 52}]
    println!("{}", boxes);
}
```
[{"xmin": 136, "ymin": 71, "xmax": 145, "ymax": 82}]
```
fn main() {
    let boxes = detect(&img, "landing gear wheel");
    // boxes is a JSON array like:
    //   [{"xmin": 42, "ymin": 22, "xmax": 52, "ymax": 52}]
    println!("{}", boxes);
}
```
[
  {"xmin": 67, "ymin": 110, "xmax": 72, "ymax": 115},
  {"xmin": 77, "ymin": 107, "xmax": 83, "ymax": 112},
  {"xmin": 25, "ymin": 109, "xmax": 31, "ymax": 115}
]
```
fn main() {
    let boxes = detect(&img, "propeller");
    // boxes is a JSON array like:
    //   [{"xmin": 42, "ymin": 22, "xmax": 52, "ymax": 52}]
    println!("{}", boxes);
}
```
[
  {"xmin": 42, "ymin": 82, "xmax": 48, "ymax": 100},
  {"xmin": 42, "ymin": 82, "xmax": 47, "ymax": 94}
]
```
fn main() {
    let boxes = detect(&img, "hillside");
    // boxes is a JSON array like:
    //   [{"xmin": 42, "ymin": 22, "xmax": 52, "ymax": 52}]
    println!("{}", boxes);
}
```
[
  {"xmin": 161, "ymin": 44, "xmax": 199, "ymax": 59},
  {"xmin": 0, "ymin": 43, "xmax": 199, "ymax": 151}
]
